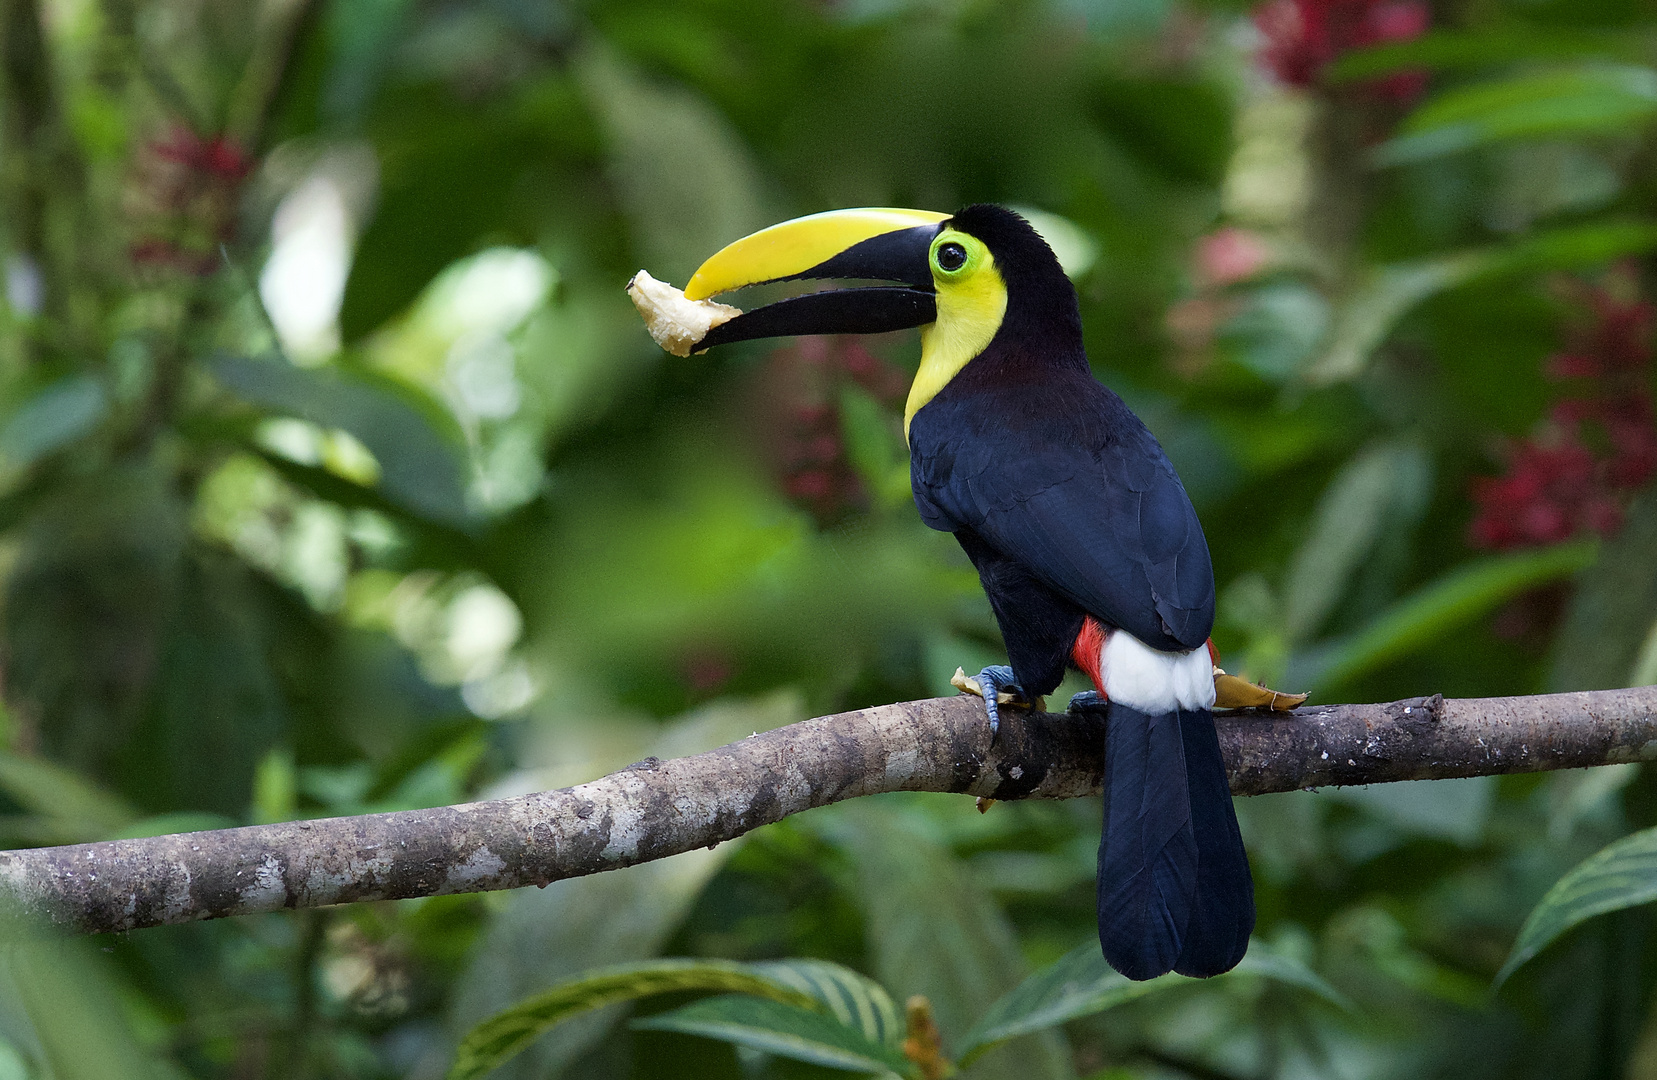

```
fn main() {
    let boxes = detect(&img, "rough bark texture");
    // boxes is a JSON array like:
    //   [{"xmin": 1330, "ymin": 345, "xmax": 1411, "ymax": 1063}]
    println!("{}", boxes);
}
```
[{"xmin": 3, "ymin": 686, "xmax": 1655, "ymax": 935}]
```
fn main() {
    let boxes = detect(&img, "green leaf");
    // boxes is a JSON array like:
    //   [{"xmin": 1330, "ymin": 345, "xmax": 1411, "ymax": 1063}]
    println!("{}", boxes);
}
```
[
  {"xmin": 633, "ymin": 995, "xmax": 912, "ymax": 1076},
  {"xmin": 0, "ymin": 376, "xmax": 107, "ymax": 469},
  {"xmin": 447, "ymin": 959, "xmax": 821, "ymax": 1080},
  {"xmin": 1328, "ymin": 28, "xmax": 1637, "ymax": 83},
  {"xmin": 958, "ymin": 940, "xmax": 1353, "ymax": 1065},
  {"xmin": 0, "ymin": 751, "xmax": 135, "ymax": 841},
  {"xmin": 1229, "ymin": 947, "xmax": 1356, "ymax": 1014},
  {"xmin": 0, "ymin": 1037, "xmax": 26, "ymax": 1080},
  {"xmin": 750, "ymin": 959, "xmax": 905, "ymax": 1049},
  {"xmin": 1292, "ymin": 540, "xmax": 1598, "ymax": 692},
  {"xmin": 0, "ymin": 918, "xmax": 162, "ymax": 1080},
  {"xmin": 837, "ymin": 385, "xmax": 910, "ymax": 508},
  {"xmin": 956, "ymin": 943, "xmax": 1177, "ymax": 1066},
  {"xmin": 209, "ymin": 355, "xmax": 470, "ymax": 526},
  {"xmin": 1283, "ymin": 441, "xmax": 1430, "ymax": 644},
  {"xmin": 1374, "ymin": 65, "xmax": 1657, "ymax": 167},
  {"xmin": 1307, "ymin": 251, "xmax": 1489, "ymax": 385},
  {"xmin": 1497, "ymin": 825, "xmax": 1657, "ymax": 987},
  {"xmin": 1308, "ymin": 220, "xmax": 1657, "ymax": 385}
]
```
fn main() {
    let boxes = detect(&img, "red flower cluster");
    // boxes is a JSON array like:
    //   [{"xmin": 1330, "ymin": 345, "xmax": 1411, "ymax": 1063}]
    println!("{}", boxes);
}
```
[
  {"xmin": 152, "ymin": 128, "xmax": 253, "ymax": 182},
  {"xmin": 127, "ymin": 125, "xmax": 253, "ymax": 275},
  {"xmin": 1470, "ymin": 273, "xmax": 1657, "ymax": 550},
  {"xmin": 1254, "ymin": 0, "xmax": 1429, "ymax": 97},
  {"xmin": 750, "ymin": 335, "xmax": 909, "ymax": 522}
]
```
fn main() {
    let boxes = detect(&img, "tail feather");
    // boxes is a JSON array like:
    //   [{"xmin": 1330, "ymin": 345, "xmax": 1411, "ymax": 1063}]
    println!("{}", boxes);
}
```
[
  {"xmin": 1172, "ymin": 707, "xmax": 1255, "ymax": 978},
  {"xmin": 1096, "ymin": 703, "xmax": 1196, "ymax": 981},
  {"xmin": 1096, "ymin": 703, "xmax": 1254, "ymax": 982}
]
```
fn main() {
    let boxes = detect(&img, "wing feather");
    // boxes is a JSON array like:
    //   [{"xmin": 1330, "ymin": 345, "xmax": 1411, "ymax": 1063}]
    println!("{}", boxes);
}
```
[{"xmin": 911, "ymin": 384, "xmax": 1215, "ymax": 651}]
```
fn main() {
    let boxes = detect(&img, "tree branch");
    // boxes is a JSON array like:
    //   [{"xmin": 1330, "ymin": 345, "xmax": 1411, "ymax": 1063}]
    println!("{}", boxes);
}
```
[{"xmin": 3, "ymin": 686, "xmax": 1655, "ymax": 935}]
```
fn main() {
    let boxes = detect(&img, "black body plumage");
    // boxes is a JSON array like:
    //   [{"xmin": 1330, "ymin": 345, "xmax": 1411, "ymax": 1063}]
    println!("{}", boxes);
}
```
[{"xmin": 908, "ymin": 205, "xmax": 1253, "ymax": 980}]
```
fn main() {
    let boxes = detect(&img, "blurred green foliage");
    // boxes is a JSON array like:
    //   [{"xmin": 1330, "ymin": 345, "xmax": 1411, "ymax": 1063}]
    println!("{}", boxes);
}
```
[{"xmin": 3, "ymin": 0, "xmax": 1657, "ymax": 1076}]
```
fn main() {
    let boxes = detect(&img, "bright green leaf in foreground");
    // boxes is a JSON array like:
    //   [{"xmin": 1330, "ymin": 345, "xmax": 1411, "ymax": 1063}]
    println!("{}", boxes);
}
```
[
  {"xmin": 633, "ymin": 995, "xmax": 912, "ymax": 1076},
  {"xmin": 447, "ymin": 959, "xmax": 821, "ymax": 1080},
  {"xmin": 448, "ymin": 956, "xmax": 901, "ymax": 1080},
  {"xmin": 750, "ymin": 959, "xmax": 905, "ymax": 1049},
  {"xmin": 1498, "ymin": 826, "xmax": 1657, "ymax": 987}
]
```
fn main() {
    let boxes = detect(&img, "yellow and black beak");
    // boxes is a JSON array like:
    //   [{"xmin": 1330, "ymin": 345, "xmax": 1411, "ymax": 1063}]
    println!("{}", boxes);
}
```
[{"xmin": 685, "ymin": 208, "xmax": 948, "ymax": 352}]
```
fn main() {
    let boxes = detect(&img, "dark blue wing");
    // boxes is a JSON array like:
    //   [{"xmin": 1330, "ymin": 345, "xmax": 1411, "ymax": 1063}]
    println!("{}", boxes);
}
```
[{"xmin": 911, "ymin": 382, "xmax": 1215, "ymax": 652}]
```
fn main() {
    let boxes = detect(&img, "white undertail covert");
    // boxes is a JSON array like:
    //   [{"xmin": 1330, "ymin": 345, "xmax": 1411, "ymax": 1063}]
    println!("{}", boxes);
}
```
[{"xmin": 1098, "ymin": 631, "xmax": 1216, "ymax": 713}]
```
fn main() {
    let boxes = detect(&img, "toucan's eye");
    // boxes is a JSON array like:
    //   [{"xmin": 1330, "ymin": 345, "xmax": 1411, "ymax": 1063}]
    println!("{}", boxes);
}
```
[{"xmin": 935, "ymin": 242, "xmax": 968, "ymax": 272}]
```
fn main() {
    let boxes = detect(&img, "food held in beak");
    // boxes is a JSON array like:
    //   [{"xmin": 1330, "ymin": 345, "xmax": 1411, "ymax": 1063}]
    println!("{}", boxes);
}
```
[{"xmin": 626, "ymin": 270, "xmax": 741, "ymax": 356}]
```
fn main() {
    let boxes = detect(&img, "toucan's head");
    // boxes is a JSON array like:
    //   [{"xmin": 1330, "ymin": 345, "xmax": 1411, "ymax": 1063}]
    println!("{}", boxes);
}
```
[{"xmin": 681, "ymin": 204, "xmax": 1083, "ymax": 430}]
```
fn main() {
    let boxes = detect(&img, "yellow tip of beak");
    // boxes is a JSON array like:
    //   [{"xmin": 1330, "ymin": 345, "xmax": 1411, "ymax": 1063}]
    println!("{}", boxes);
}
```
[{"xmin": 683, "ymin": 207, "xmax": 948, "ymax": 301}]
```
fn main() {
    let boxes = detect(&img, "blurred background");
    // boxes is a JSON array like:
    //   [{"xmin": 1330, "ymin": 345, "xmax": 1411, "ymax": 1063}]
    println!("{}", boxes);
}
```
[{"xmin": 2, "ymin": 0, "xmax": 1657, "ymax": 1076}]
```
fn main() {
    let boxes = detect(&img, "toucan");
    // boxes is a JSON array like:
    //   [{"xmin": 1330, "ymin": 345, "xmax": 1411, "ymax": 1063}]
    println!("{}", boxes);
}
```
[{"xmin": 649, "ymin": 204, "xmax": 1254, "ymax": 981}]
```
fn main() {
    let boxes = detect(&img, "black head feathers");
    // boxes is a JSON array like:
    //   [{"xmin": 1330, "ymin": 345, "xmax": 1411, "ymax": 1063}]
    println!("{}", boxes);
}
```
[{"xmin": 947, "ymin": 203, "xmax": 1084, "ymax": 355}]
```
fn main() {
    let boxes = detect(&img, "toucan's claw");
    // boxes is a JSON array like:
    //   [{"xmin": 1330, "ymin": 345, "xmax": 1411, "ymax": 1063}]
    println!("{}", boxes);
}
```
[
  {"xmin": 977, "ymin": 665, "xmax": 1019, "ymax": 739},
  {"xmin": 1068, "ymin": 690, "xmax": 1109, "ymax": 714},
  {"xmin": 951, "ymin": 664, "xmax": 1028, "ymax": 740}
]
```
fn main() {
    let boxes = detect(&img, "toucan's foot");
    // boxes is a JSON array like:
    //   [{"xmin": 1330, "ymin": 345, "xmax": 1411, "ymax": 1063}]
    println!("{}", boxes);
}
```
[
  {"xmin": 977, "ymin": 666, "xmax": 1021, "ymax": 740},
  {"xmin": 950, "ymin": 664, "xmax": 1027, "ymax": 740},
  {"xmin": 1068, "ymin": 690, "xmax": 1109, "ymax": 714}
]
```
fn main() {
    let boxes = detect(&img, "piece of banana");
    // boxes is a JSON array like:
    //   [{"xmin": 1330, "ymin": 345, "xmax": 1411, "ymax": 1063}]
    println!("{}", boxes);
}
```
[
  {"xmin": 1213, "ymin": 668, "xmax": 1307, "ymax": 711},
  {"xmin": 950, "ymin": 667, "xmax": 1019, "ymax": 704},
  {"xmin": 626, "ymin": 270, "xmax": 741, "ymax": 357}
]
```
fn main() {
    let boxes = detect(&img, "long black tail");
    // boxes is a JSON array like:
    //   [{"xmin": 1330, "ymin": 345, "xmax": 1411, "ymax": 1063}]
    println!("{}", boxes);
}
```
[{"xmin": 1096, "ymin": 703, "xmax": 1254, "ymax": 981}]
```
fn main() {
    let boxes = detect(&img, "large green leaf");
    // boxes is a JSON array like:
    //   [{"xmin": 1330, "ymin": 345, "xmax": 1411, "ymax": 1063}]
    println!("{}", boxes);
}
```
[
  {"xmin": 750, "ymin": 959, "xmax": 905, "ymax": 1050},
  {"xmin": 209, "ymin": 355, "xmax": 470, "ymax": 526},
  {"xmin": 633, "ymin": 995, "xmax": 912, "ymax": 1076},
  {"xmin": 1374, "ymin": 65, "xmax": 1657, "ymax": 166},
  {"xmin": 837, "ymin": 384, "xmax": 910, "ymax": 509},
  {"xmin": 448, "ymin": 960, "xmax": 821, "ymax": 1080},
  {"xmin": 1497, "ymin": 826, "xmax": 1657, "ymax": 987},
  {"xmin": 1292, "ymin": 540, "xmax": 1597, "ymax": 692}
]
